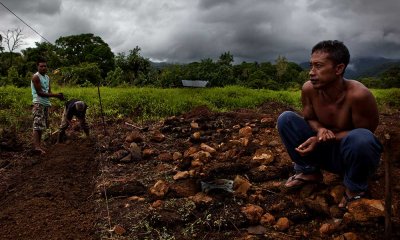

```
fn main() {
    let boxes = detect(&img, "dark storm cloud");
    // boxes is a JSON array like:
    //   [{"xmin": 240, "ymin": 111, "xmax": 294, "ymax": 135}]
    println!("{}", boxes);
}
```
[
  {"xmin": 147, "ymin": 0, "xmax": 311, "ymax": 63},
  {"xmin": 198, "ymin": 0, "xmax": 239, "ymax": 10},
  {"xmin": 2, "ymin": 0, "xmax": 400, "ymax": 63},
  {"xmin": 1, "ymin": 0, "xmax": 61, "ymax": 15},
  {"xmin": 305, "ymin": 0, "xmax": 400, "ymax": 59}
]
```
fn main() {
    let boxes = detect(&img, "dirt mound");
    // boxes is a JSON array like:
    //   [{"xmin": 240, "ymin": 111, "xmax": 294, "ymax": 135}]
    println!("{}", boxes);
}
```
[
  {"xmin": 0, "ymin": 137, "xmax": 98, "ymax": 240},
  {"xmin": 181, "ymin": 105, "xmax": 214, "ymax": 120}
]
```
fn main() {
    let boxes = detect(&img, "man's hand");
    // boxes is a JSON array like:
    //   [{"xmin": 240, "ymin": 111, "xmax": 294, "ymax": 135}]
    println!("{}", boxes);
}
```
[
  {"xmin": 317, "ymin": 128, "xmax": 335, "ymax": 142},
  {"xmin": 295, "ymin": 136, "xmax": 318, "ymax": 156},
  {"xmin": 58, "ymin": 93, "xmax": 65, "ymax": 100}
]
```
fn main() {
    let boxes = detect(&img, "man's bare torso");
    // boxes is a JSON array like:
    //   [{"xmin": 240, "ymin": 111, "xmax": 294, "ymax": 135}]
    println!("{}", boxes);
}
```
[{"xmin": 305, "ymin": 80, "xmax": 365, "ymax": 132}]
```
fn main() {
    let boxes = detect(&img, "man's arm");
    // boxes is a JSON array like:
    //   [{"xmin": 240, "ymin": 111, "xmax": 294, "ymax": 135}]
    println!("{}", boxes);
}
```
[
  {"xmin": 301, "ymin": 82, "xmax": 335, "ymax": 142},
  {"xmin": 32, "ymin": 75, "xmax": 64, "ymax": 99},
  {"xmin": 351, "ymin": 87, "xmax": 379, "ymax": 132}
]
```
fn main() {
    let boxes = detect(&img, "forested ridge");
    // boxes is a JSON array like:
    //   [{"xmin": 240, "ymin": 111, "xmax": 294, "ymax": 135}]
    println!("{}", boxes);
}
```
[{"xmin": 1, "ymin": 31, "xmax": 399, "ymax": 89}]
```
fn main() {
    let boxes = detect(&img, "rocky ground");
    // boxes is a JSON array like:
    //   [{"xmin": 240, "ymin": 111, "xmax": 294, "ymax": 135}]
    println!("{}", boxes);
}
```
[{"xmin": 0, "ymin": 101, "xmax": 399, "ymax": 240}]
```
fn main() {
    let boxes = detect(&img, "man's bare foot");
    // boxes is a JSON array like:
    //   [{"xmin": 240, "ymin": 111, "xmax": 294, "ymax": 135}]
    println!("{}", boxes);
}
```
[
  {"xmin": 284, "ymin": 172, "xmax": 323, "ymax": 189},
  {"xmin": 338, "ymin": 189, "xmax": 365, "ymax": 209}
]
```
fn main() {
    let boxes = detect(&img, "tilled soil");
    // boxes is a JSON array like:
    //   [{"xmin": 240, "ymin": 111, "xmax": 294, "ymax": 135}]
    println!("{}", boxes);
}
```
[
  {"xmin": 1, "ymin": 102, "xmax": 400, "ymax": 240},
  {"xmin": 0, "ymin": 137, "xmax": 98, "ymax": 240}
]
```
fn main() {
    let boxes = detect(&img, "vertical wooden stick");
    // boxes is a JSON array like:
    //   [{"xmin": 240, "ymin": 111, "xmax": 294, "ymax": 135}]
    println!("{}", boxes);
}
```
[{"xmin": 384, "ymin": 133, "xmax": 392, "ymax": 240}]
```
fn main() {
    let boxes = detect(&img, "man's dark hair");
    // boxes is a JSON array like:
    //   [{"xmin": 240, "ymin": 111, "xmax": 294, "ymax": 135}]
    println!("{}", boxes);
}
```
[
  {"xmin": 36, "ymin": 57, "xmax": 47, "ymax": 66},
  {"xmin": 312, "ymin": 40, "xmax": 350, "ymax": 71}
]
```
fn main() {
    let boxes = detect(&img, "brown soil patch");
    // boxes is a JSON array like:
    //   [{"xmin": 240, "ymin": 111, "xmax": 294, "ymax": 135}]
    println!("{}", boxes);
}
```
[
  {"xmin": 0, "ymin": 137, "xmax": 98, "ymax": 240},
  {"xmin": 1, "ymin": 101, "xmax": 399, "ymax": 240}
]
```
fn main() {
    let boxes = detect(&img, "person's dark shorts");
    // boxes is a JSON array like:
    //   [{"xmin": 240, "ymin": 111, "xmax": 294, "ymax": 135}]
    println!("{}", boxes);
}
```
[{"xmin": 32, "ymin": 103, "xmax": 48, "ymax": 131}]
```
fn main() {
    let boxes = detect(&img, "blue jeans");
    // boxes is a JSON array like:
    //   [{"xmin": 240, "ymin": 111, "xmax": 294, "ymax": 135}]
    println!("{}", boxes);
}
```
[{"xmin": 277, "ymin": 111, "xmax": 383, "ymax": 192}]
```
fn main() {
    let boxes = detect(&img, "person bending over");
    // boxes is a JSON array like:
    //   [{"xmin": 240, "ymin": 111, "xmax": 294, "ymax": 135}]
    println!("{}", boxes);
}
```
[{"xmin": 57, "ymin": 99, "xmax": 89, "ymax": 143}]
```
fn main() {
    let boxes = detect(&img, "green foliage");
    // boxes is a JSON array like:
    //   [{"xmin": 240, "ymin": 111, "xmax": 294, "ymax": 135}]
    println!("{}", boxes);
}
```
[
  {"xmin": 372, "ymin": 88, "xmax": 400, "ymax": 110},
  {"xmin": 0, "ymin": 86, "xmax": 33, "ymax": 129},
  {"xmin": 105, "ymin": 67, "xmax": 125, "ymax": 86},
  {"xmin": 114, "ymin": 46, "xmax": 153, "ymax": 86},
  {"xmin": 0, "ymin": 32, "xmax": 398, "ymax": 90},
  {"xmin": 59, "ymin": 63, "xmax": 102, "ymax": 86},
  {"xmin": 358, "ymin": 77, "xmax": 384, "ymax": 88},
  {"xmin": 0, "ymin": 86, "xmax": 398, "ymax": 131},
  {"xmin": 55, "ymin": 33, "xmax": 114, "ymax": 77},
  {"xmin": 22, "ymin": 42, "xmax": 62, "ymax": 73},
  {"xmin": 380, "ymin": 66, "xmax": 400, "ymax": 88},
  {"xmin": 218, "ymin": 51, "xmax": 234, "ymax": 66},
  {"xmin": 7, "ymin": 66, "xmax": 30, "ymax": 87}
]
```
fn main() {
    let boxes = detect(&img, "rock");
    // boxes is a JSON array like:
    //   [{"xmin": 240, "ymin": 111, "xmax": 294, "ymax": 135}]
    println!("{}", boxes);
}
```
[
  {"xmin": 173, "ymin": 171, "xmax": 190, "ymax": 180},
  {"xmin": 151, "ymin": 131, "xmax": 165, "ymax": 142},
  {"xmin": 172, "ymin": 152, "xmax": 182, "ymax": 161},
  {"xmin": 190, "ymin": 192, "xmax": 214, "ymax": 205},
  {"xmin": 105, "ymin": 180, "xmax": 146, "ymax": 197},
  {"xmin": 323, "ymin": 172, "xmax": 342, "ymax": 185},
  {"xmin": 330, "ymin": 185, "xmax": 345, "ymax": 204},
  {"xmin": 169, "ymin": 179, "xmax": 199, "ymax": 198},
  {"xmin": 129, "ymin": 142, "xmax": 142, "ymax": 161},
  {"xmin": 299, "ymin": 184, "xmax": 318, "ymax": 198},
  {"xmin": 119, "ymin": 153, "xmax": 132, "ymax": 163},
  {"xmin": 149, "ymin": 180, "xmax": 169, "ymax": 198},
  {"xmin": 233, "ymin": 124, "xmax": 241, "ymax": 129},
  {"xmin": 192, "ymin": 131, "xmax": 201, "ymax": 140},
  {"xmin": 200, "ymin": 143, "xmax": 216, "ymax": 154},
  {"xmin": 274, "ymin": 217, "xmax": 290, "ymax": 231},
  {"xmin": 233, "ymin": 175, "xmax": 252, "ymax": 198},
  {"xmin": 107, "ymin": 150, "xmax": 130, "ymax": 162},
  {"xmin": 333, "ymin": 232, "xmax": 359, "ymax": 240},
  {"xmin": 158, "ymin": 152, "xmax": 173, "ymax": 162},
  {"xmin": 319, "ymin": 220, "xmax": 341, "ymax": 235},
  {"xmin": 184, "ymin": 147, "xmax": 198, "ymax": 157},
  {"xmin": 239, "ymin": 126, "xmax": 252, "ymax": 138},
  {"xmin": 191, "ymin": 159, "xmax": 203, "ymax": 167},
  {"xmin": 304, "ymin": 195, "xmax": 331, "ymax": 215},
  {"xmin": 346, "ymin": 199, "xmax": 385, "ymax": 222},
  {"xmin": 125, "ymin": 130, "xmax": 143, "ymax": 143},
  {"xmin": 252, "ymin": 150, "xmax": 274, "ymax": 165},
  {"xmin": 113, "ymin": 225, "xmax": 126, "ymax": 235},
  {"xmin": 260, "ymin": 117, "xmax": 274, "ymax": 127},
  {"xmin": 247, "ymin": 225, "xmax": 267, "ymax": 235},
  {"xmin": 221, "ymin": 149, "xmax": 238, "ymax": 161},
  {"xmin": 241, "ymin": 204, "xmax": 264, "ymax": 224},
  {"xmin": 190, "ymin": 122, "xmax": 199, "ymax": 129},
  {"xmin": 190, "ymin": 150, "xmax": 211, "ymax": 162},
  {"xmin": 260, "ymin": 213, "xmax": 275, "ymax": 226},
  {"xmin": 152, "ymin": 200, "xmax": 163, "ymax": 208},
  {"xmin": 127, "ymin": 196, "xmax": 145, "ymax": 202},
  {"xmin": 330, "ymin": 205, "xmax": 345, "ymax": 218},
  {"xmin": 239, "ymin": 138, "xmax": 250, "ymax": 147},
  {"xmin": 267, "ymin": 140, "xmax": 280, "ymax": 147},
  {"xmin": 143, "ymin": 148, "xmax": 157, "ymax": 158}
]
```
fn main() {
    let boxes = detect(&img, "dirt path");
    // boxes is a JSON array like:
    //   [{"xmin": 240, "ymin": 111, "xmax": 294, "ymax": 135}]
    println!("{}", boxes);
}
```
[{"xmin": 0, "ymin": 138, "xmax": 98, "ymax": 240}]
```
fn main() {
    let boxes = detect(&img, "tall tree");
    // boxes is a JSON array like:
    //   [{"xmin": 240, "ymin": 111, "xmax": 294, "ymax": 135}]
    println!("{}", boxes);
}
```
[
  {"xmin": 55, "ymin": 33, "xmax": 114, "ymax": 77},
  {"xmin": 2, "ymin": 28, "xmax": 25, "ymax": 67},
  {"xmin": 218, "ymin": 51, "xmax": 234, "ymax": 66},
  {"xmin": 22, "ymin": 42, "xmax": 61, "ymax": 73},
  {"xmin": 0, "ymin": 34, "xmax": 4, "ymax": 53},
  {"xmin": 115, "ymin": 46, "xmax": 151, "ymax": 85}
]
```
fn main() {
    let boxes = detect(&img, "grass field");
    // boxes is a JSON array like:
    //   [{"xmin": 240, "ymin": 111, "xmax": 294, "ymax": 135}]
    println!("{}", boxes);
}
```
[{"xmin": 0, "ymin": 85, "xmax": 399, "ymax": 130}]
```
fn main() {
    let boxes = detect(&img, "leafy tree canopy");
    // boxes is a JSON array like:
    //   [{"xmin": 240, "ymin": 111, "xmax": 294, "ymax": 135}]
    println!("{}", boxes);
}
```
[{"xmin": 55, "ymin": 33, "xmax": 114, "ymax": 77}]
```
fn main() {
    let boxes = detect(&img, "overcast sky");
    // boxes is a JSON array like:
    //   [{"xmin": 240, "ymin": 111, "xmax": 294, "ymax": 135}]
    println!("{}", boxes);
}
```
[{"xmin": 1, "ymin": 0, "xmax": 400, "ymax": 63}]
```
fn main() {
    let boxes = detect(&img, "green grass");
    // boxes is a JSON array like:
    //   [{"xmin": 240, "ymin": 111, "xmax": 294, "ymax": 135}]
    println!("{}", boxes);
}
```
[{"xmin": 0, "ymin": 85, "xmax": 399, "ymax": 130}]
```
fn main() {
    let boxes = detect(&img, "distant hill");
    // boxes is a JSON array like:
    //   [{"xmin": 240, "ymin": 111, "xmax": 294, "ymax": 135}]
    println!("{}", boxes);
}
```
[
  {"xmin": 299, "ymin": 57, "xmax": 400, "ymax": 79},
  {"xmin": 150, "ymin": 61, "xmax": 174, "ymax": 70}
]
